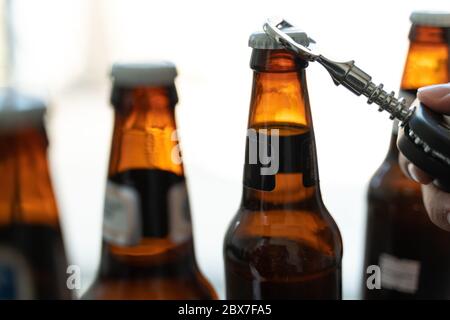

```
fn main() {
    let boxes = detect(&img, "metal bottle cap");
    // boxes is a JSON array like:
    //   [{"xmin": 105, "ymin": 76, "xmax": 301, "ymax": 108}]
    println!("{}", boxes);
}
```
[
  {"xmin": 111, "ymin": 61, "xmax": 177, "ymax": 88},
  {"xmin": 249, "ymin": 24, "xmax": 311, "ymax": 49},
  {"xmin": 0, "ymin": 88, "xmax": 46, "ymax": 132},
  {"xmin": 410, "ymin": 11, "xmax": 450, "ymax": 27}
]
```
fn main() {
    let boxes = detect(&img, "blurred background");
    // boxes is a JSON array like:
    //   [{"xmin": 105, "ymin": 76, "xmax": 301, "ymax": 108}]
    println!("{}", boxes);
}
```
[{"xmin": 0, "ymin": 0, "xmax": 448, "ymax": 299}]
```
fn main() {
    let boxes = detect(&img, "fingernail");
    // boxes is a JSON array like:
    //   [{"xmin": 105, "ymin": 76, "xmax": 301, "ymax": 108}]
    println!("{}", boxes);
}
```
[{"xmin": 408, "ymin": 163, "xmax": 421, "ymax": 183}]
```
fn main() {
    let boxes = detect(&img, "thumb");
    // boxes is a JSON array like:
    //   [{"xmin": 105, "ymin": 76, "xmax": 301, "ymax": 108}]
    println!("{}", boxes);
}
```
[{"xmin": 417, "ymin": 83, "xmax": 450, "ymax": 115}]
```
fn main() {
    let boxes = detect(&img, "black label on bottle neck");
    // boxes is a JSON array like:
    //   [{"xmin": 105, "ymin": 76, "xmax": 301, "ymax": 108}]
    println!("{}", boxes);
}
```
[
  {"xmin": 243, "ymin": 129, "xmax": 317, "ymax": 191},
  {"xmin": 104, "ymin": 170, "xmax": 191, "ymax": 243}
]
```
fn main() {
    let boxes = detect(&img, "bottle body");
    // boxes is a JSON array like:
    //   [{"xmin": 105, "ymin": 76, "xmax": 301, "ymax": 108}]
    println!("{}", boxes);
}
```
[
  {"xmin": 363, "ymin": 23, "xmax": 450, "ymax": 299},
  {"xmin": 0, "ymin": 126, "xmax": 70, "ymax": 299},
  {"xmin": 84, "ymin": 81, "xmax": 216, "ymax": 300},
  {"xmin": 224, "ymin": 49, "xmax": 342, "ymax": 300},
  {"xmin": 225, "ymin": 190, "xmax": 342, "ymax": 300}
]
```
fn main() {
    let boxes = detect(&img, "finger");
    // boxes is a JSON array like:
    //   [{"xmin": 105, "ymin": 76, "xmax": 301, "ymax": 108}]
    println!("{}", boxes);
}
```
[
  {"xmin": 398, "ymin": 153, "xmax": 433, "ymax": 184},
  {"xmin": 398, "ymin": 153, "xmax": 411, "ymax": 178},
  {"xmin": 421, "ymin": 183, "xmax": 450, "ymax": 232},
  {"xmin": 408, "ymin": 164, "xmax": 433, "ymax": 185},
  {"xmin": 417, "ymin": 83, "xmax": 450, "ymax": 115}
]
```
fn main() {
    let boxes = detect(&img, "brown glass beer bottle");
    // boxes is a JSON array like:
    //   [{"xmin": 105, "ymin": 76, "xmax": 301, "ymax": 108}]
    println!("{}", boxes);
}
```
[
  {"xmin": 0, "ymin": 89, "xmax": 71, "ymax": 299},
  {"xmin": 363, "ymin": 11, "xmax": 450, "ymax": 299},
  {"xmin": 224, "ymin": 29, "xmax": 343, "ymax": 300},
  {"xmin": 83, "ymin": 62, "xmax": 217, "ymax": 300}
]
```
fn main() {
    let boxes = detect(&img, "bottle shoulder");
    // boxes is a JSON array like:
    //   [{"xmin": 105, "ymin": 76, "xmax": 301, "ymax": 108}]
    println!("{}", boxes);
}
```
[
  {"xmin": 369, "ymin": 157, "xmax": 421, "ymax": 198},
  {"xmin": 224, "ymin": 208, "xmax": 342, "ymax": 267},
  {"xmin": 83, "ymin": 273, "xmax": 217, "ymax": 300},
  {"xmin": 87, "ymin": 239, "xmax": 218, "ymax": 300}
]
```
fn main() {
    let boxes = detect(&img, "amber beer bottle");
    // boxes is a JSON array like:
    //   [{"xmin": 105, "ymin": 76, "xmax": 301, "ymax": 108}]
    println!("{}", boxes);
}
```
[
  {"xmin": 0, "ymin": 89, "xmax": 71, "ymax": 299},
  {"xmin": 224, "ymin": 29, "xmax": 343, "ymax": 300},
  {"xmin": 363, "ymin": 11, "xmax": 450, "ymax": 299},
  {"xmin": 84, "ymin": 62, "xmax": 217, "ymax": 300}
]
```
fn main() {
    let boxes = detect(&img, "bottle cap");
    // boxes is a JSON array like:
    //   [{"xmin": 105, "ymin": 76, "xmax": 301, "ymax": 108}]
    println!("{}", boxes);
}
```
[
  {"xmin": 249, "ymin": 26, "xmax": 310, "ymax": 49},
  {"xmin": 111, "ymin": 61, "xmax": 177, "ymax": 88},
  {"xmin": 0, "ymin": 88, "xmax": 46, "ymax": 132},
  {"xmin": 410, "ymin": 11, "xmax": 450, "ymax": 27}
]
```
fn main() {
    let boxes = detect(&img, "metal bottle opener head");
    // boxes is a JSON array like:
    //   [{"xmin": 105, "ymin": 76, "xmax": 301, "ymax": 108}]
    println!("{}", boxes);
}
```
[{"xmin": 263, "ymin": 20, "xmax": 320, "ymax": 62}]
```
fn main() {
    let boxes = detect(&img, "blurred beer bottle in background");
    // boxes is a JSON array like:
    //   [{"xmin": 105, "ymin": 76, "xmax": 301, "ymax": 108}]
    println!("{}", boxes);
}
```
[
  {"xmin": 84, "ymin": 63, "xmax": 217, "ymax": 300},
  {"xmin": 363, "ymin": 11, "xmax": 450, "ymax": 299},
  {"xmin": 224, "ymin": 29, "xmax": 343, "ymax": 300},
  {"xmin": 0, "ymin": 89, "xmax": 71, "ymax": 299}
]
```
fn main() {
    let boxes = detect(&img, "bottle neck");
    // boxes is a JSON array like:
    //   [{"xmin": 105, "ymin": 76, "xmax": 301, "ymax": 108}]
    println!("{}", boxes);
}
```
[
  {"xmin": 0, "ymin": 126, "xmax": 59, "ymax": 227},
  {"xmin": 103, "ymin": 86, "xmax": 195, "ymax": 265},
  {"xmin": 401, "ymin": 25, "xmax": 449, "ymax": 90},
  {"xmin": 387, "ymin": 25, "xmax": 449, "ymax": 160},
  {"xmin": 109, "ymin": 86, "xmax": 182, "ymax": 176},
  {"xmin": 386, "ymin": 24, "xmax": 450, "ymax": 162},
  {"xmin": 385, "ymin": 121, "xmax": 400, "ymax": 161},
  {"xmin": 242, "ymin": 49, "xmax": 320, "ymax": 211}
]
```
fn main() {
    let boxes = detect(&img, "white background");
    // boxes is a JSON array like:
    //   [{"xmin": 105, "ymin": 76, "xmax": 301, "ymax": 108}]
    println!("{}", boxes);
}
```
[{"xmin": 5, "ymin": 0, "xmax": 449, "ymax": 299}]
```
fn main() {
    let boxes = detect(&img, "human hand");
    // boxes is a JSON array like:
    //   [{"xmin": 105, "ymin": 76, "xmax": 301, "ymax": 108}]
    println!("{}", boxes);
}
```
[{"xmin": 398, "ymin": 83, "xmax": 450, "ymax": 231}]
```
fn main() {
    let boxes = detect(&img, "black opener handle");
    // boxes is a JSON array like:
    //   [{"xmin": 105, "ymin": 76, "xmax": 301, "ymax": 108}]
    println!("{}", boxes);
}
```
[{"xmin": 397, "ymin": 103, "xmax": 450, "ymax": 192}]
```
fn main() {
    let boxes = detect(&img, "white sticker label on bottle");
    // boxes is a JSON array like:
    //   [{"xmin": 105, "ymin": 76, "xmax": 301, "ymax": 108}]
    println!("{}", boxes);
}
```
[
  {"xmin": 168, "ymin": 182, "xmax": 192, "ymax": 243},
  {"xmin": 103, "ymin": 181, "xmax": 142, "ymax": 246},
  {"xmin": 379, "ymin": 253, "xmax": 421, "ymax": 294},
  {"xmin": 0, "ymin": 246, "xmax": 34, "ymax": 299}
]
